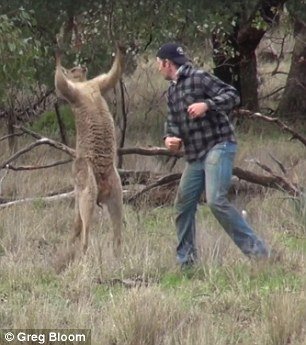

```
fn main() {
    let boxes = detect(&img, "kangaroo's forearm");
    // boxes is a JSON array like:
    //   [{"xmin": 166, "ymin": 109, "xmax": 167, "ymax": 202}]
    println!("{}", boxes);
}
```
[
  {"xmin": 55, "ymin": 66, "xmax": 76, "ymax": 102},
  {"xmin": 96, "ymin": 47, "xmax": 125, "ymax": 93}
]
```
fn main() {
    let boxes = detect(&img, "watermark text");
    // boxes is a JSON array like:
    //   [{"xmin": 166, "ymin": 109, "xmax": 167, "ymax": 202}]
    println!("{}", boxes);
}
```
[{"xmin": 0, "ymin": 329, "xmax": 91, "ymax": 344}]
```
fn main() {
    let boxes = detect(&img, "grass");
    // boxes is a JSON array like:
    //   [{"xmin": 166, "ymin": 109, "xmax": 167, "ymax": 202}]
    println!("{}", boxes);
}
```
[
  {"xmin": 30, "ymin": 105, "xmax": 76, "ymax": 137},
  {"xmin": 1, "ymin": 38, "xmax": 306, "ymax": 344},
  {"xmin": 0, "ymin": 158, "xmax": 306, "ymax": 345}
]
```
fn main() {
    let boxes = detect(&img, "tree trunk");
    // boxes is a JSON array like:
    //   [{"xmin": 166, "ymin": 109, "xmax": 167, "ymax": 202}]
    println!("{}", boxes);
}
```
[
  {"xmin": 7, "ymin": 108, "xmax": 17, "ymax": 154},
  {"xmin": 277, "ymin": 19, "xmax": 306, "ymax": 119},
  {"xmin": 117, "ymin": 79, "xmax": 127, "ymax": 169},
  {"xmin": 237, "ymin": 26, "xmax": 267, "ymax": 111},
  {"xmin": 212, "ymin": 26, "xmax": 263, "ymax": 111},
  {"xmin": 212, "ymin": 0, "xmax": 285, "ymax": 111},
  {"xmin": 54, "ymin": 102, "xmax": 68, "ymax": 145},
  {"xmin": 238, "ymin": 48, "xmax": 260, "ymax": 110},
  {"xmin": 212, "ymin": 31, "xmax": 241, "ymax": 92}
]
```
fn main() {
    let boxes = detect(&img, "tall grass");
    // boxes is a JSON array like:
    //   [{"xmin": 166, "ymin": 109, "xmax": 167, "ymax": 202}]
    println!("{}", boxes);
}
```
[
  {"xmin": 1, "ymin": 38, "xmax": 306, "ymax": 343},
  {"xmin": 1, "ymin": 124, "xmax": 306, "ymax": 344}
]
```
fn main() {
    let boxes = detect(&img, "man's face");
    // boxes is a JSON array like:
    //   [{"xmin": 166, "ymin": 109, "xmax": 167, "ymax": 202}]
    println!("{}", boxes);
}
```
[{"xmin": 156, "ymin": 57, "xmax": 172, "ymax": 80}]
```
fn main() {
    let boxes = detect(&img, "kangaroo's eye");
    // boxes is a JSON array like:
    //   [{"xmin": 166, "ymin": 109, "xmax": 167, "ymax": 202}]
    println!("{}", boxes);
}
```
[{"xmin": 71, "ymin": 68, "xmax": 77, "ymax": 73}]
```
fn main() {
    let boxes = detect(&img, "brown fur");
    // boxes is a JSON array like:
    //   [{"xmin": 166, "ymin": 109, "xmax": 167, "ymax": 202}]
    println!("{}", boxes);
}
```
[{"xmin": 55, "ymin": 45, "xmax": 125, "ymax": 258}]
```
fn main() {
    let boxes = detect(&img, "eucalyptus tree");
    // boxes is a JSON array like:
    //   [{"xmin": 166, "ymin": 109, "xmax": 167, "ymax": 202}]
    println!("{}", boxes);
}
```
[
  {"xmin": 0, "ymin": 7, "xmax": 41, "ymax": 151},
  {"xmin": 192, "ymin": 0, "xmax": 286, "ymax": 111},
  {"xmin": 0, "ymin": 0, "xmax": 297, "ymax": 118},
  {"xmin": 277, "ymin": 0, "xmax": 306, "ymax": 119}
]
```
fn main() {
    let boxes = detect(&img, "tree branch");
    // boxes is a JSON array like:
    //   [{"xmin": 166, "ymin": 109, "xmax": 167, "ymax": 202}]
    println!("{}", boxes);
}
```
[
  {"xmin": 0, "ymin": 132, "xmax": 24, "ymax": 142},
  {"xmin": 268, "ymin": 153, "xmax": 287, "ymax": 175},
  {"xmin": 235, "ymin": 109, "xmax": 306, "ymax": 147},
  {"xmin": 5, "ymin": 159, "xmax": 72, "ymax": 171},
  {"xmin": 15, "ymin": 125, "xmax": 52, "ymax": 140},
  {"xmin": 0, "ymin": 138, "xmax": 75, "ymax": 171},
  {"xmin": 0, "ymin": 191, "xmax": 74, "ymax": 209},
  {"xmin": 118, "ymin": 146, "xmax": 182, "ymax": 158},
  {"xmin": 258, "ymin": 86, "xmax": 285, "ymax": 101},
  {"xmin": 0, "ymin": 110, "xmax": 304, "ymax": 204},
  {"xmin": 127, "ymin": 172, "xmax": 181, "ymax": 203},
  {"xmin": 233, "ymin": 167, "xmax": 302, "ymax": 197}
]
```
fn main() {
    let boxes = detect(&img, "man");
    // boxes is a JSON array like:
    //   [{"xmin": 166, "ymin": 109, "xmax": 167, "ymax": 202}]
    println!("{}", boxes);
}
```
[{"xmin": 156, "ymin": 42, "xmax": 269, "ymax": 267}]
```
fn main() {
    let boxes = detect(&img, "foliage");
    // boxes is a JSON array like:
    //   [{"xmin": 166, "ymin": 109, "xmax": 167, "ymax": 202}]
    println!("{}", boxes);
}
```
[
  {"xmin": 0, "ymin": 8, "xmax": 42, "ymax": 105},
  {"xmin": 31, "ymin": 105, "xmax": 75, "ymax": 136},
  {"xmin": 287, "ymin": 0, "xmax": 306, "ymax": 22},
  {"xmin": 0, "ymin": 1, "xmax": 288, "ymax": 83},
  {"xmin": 0, "ymin": 0, "xmax": 304, "ymax": 121},
  {"xmin": 1, "ymin": 1, "xmax": 267, "ymax": 83}
]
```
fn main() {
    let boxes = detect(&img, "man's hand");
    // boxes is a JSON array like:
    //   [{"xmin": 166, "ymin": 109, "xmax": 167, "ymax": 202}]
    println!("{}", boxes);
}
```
[
  {"xmin": 187, "ymin": 102, "xmax": 209, "ymax": 118},
  {"xmin": 165, "ymin": 136, "xmax": 182, "ymax": 152}
]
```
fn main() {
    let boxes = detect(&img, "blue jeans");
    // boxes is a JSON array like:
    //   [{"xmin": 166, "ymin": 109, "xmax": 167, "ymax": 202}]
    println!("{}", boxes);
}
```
[{"xmin": 175, "ymin": 141, "xmax": 269, "ymax": 264}]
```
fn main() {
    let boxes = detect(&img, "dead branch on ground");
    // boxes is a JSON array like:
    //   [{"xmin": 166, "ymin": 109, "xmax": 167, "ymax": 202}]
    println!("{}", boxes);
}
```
[
  {"xmin": 5, "ymin": 159, "xmax": 72, "ymax": 171},
  {"xmin": 0, "ymin": 138, "xmax": 75, "ymax": 170},
  {"xmin": 235, "ymin": 109, "xmax": 306, "ymax": 147},
  {"xmin": 0, "ymin": 110, "xmax": 305, "ymax": 207},
  {"xmin": 0, "ymin": 191, "xmax": 74, "ymax": 209}
]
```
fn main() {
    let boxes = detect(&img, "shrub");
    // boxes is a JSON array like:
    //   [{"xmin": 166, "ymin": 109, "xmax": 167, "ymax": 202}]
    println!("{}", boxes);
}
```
[{"xmin": 31, "ymin": 105, "xmax": 75, "ymax": 137}]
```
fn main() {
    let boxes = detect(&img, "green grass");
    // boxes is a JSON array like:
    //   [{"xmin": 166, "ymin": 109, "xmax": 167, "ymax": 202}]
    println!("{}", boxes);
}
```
[
  {"xmin": 0, "ymin": 189, "xmax": 305, "ymax": 343},
  {"xmin": 279, "ymin": 233, "xmax": 306, "ymax": 252},
  {"xmin": 30, "ymin": 105, "xmax": 75, "ymax": 137},
  {"xmin": 1, "ymin": 48, "xmax": 306, "ymax": 343}
]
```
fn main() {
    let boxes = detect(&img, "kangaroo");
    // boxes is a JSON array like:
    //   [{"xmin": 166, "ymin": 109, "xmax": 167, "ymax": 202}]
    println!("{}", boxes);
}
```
[{"xmin": 55, "ymin": 44, "xmax": 125, "ymax": 257}]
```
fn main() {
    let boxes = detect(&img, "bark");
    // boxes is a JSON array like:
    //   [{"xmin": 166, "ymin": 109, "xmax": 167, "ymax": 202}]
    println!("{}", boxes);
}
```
[
  {"xmin": 54, "ymin": 102, "xmax": 68, "ymax": 145},
  {"xmin": 213, "ymin": 26, "xmax": 263, "ymax": 111},
  {"xmin": 235, "ymin": 109, "xmax": 306, "ymax": 147},
  {"xmin": 117, "ymin": 79, "xmax": 127, "ymax": 168},
  {"xmin": 7, "ymin": 108, "xmax": 17, "ymax": 154},
  {"xmin": 1, "ymin": 165, "xmax": 298, "ymax": 209},
  {"xmin": 0, "ymin": 110, "xmax": 304, "ymax": 209},
  {"xmin": 212, "ymin": 0, "xmax": 285, "ymax": 110},
  {"xmin": 277, "ymin": 19, "xmax": 306, "ymax": 119},
  {"xmin": 238, "ymin": 26, "xmax": 266, "ymax": 110},
  {"xmin": 0, "ymin": 192, "xmax": 74, "ymax": 209}
]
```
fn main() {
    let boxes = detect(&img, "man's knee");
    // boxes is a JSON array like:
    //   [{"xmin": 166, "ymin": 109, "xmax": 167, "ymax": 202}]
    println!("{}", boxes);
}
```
[
  {"xmin": 207, "ymin": 195, "xmax": 226, "ymax": 212},
  {"xmin": 174, "ymin": 189, "xmax": 192, "ymax": 213}
]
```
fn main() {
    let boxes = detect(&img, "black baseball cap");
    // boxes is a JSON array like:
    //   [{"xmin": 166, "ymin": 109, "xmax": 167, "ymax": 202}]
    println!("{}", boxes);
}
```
[{"xmin": 156, "ymin": 42, "xmax": 189, "ymax": 65}]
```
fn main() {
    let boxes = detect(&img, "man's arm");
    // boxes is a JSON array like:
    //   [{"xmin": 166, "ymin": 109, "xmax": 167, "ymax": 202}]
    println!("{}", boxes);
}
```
[
  {"xmin": 201, "ymin": 72, "xmax": 240, "ymax": 112},
  {"xmin": 164, "ymin": 112, "xmax": 182, "ymax": 152}
]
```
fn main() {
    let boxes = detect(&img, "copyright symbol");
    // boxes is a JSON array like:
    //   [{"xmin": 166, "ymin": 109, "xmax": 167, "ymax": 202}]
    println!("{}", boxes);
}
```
[{"xmin": 5, "ymin": 332, "xmax": 14, "ymax": 342}]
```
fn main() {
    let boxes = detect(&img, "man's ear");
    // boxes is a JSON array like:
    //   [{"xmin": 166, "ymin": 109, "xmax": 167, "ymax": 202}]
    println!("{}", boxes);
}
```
[{"xmin": 162, "ymin": 59, "xmax": 168, "ymax": 68}]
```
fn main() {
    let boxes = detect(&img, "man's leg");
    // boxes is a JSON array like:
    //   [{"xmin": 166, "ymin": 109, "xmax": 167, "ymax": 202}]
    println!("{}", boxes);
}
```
[
  {"xmin": 175, "ymin": 160, "xmax": 205, "ymax": 265},
  {"xmin": 204, "ymin": 141, "xmax": 269, "ymax": 258}
]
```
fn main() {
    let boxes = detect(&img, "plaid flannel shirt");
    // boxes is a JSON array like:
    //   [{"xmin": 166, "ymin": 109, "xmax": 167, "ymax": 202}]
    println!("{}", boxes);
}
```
[{"xmin": 165, "ymin": 64, "xmax": 240, "ymax": 162}]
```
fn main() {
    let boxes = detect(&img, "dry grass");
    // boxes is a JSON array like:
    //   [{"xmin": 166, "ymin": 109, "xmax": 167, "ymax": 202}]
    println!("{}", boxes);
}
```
[
  {"xmin": 0, "ymin": 123, "xmax": 306, "ymax": 345},
  {"xmin": 1, "ymin": 33, "xmax": 306, "ymax": 343}
]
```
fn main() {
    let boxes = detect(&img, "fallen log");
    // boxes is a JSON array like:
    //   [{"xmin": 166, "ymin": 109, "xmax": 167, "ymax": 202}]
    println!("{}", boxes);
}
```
[
  {"xmin": 0, "ymin": 169, "xmax": 279, "ymax": 209},
  {"xmin": 0, "ymin": 118, "xmax": 303, "ymax": 206},
  {"xmin": 235, "ymin": 109, "xmax": 306, "ymax": 147},
  {"xmin": 0, "ymin": 191, "xmax": 74, "ymax": 209}
]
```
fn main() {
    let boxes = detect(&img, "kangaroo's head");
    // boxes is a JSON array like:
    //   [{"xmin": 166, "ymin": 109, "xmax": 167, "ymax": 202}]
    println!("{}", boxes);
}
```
[{"xmin": 63, "ymin": 65, "xmax": 88, "ymax": 82}]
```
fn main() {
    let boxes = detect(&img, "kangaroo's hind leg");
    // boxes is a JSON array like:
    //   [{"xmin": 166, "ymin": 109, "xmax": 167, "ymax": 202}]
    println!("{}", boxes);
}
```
[
  {"xmin": 73, "ymin": 158, "xmax": 98, "ymax": 254},
  {"xmin": 71, "ymin": 188, "xmax": 82, "ymax": 244},
  {"xmin": 99, "ymin": 167, "xmax": 123, "ymax": 257}
]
